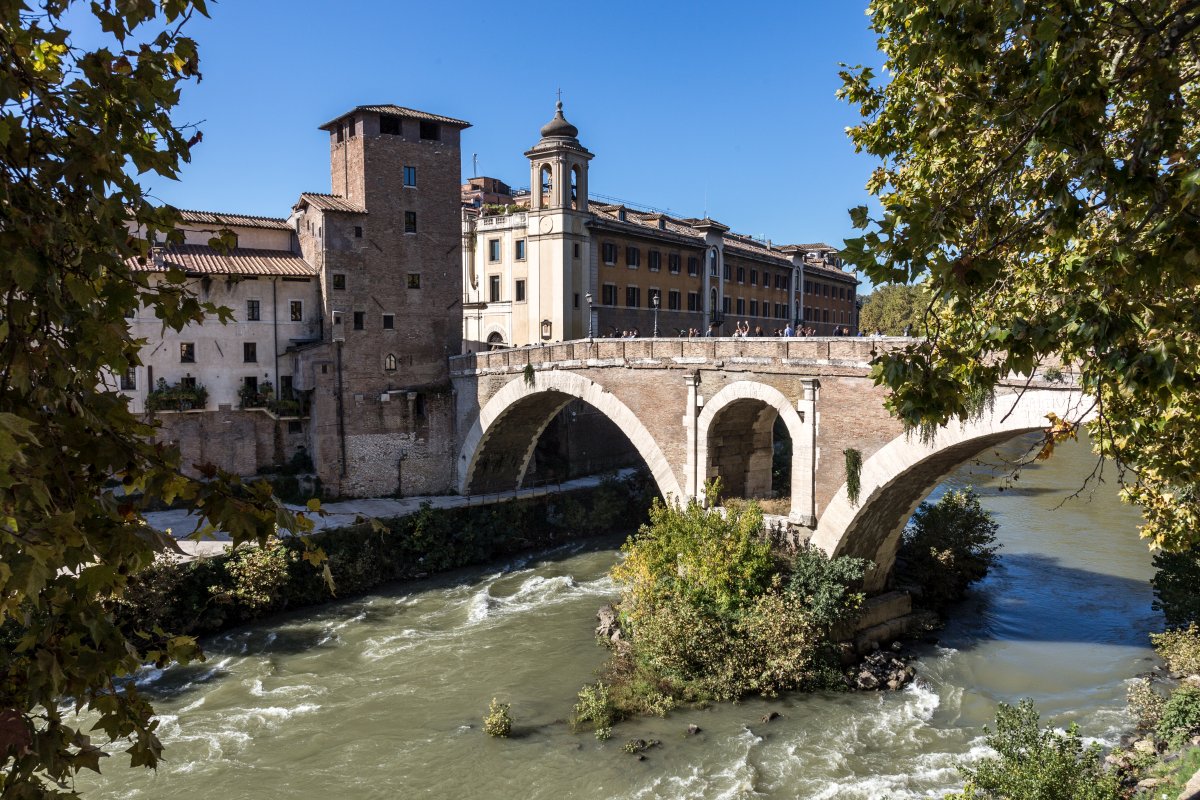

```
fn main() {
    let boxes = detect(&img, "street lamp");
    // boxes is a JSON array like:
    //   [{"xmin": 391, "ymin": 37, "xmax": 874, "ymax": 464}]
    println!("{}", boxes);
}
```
[
  {"xmin": 652, "ymin": 291, "xmax": 660, "ymax": 338},
  {"xmin": 584, "ymin": 292, "xmax": 593, "ymax": 340}
]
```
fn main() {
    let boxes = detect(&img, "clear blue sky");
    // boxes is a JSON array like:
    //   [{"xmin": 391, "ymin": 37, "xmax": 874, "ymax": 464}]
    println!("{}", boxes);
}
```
[{"xmin": 109, "ymin": 1, "xmax": 885, "ymax": 252}]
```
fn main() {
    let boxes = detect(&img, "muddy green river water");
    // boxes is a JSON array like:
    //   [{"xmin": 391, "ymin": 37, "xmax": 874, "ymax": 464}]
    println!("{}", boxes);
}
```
[{"xmin": 79, "ymin": 435, "xmax": 1159, "ymax": 799}]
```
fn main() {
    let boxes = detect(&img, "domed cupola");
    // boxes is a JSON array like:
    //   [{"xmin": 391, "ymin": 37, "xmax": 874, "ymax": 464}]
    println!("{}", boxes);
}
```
[{"xmin": 539, "ymin": 100, "xmax": 579, "ymax": 141}]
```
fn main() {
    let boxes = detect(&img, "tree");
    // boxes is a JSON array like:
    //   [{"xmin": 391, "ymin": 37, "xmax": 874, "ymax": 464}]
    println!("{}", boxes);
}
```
[
  {"xmin": 0, "ymin": 3, "xmax": 318, "ymax": 794},
  {"xmin": 839, "ymin": 1, "xmax": 1200, "ymax": 550},
  {"xmin": 858, "ymin": 283, "xmax": 929, "ymax": 335}
]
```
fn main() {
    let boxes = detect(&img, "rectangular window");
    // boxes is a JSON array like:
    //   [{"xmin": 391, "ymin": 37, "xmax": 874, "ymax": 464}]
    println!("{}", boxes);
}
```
[
  {"xmin": 407, "ymin": 273, "xmax": 421, "ymax": 289},
  {"xmin": 332, "ymin": 273, "xmax": 346, "ymax": 290},
  {"xmin": 290, "ymin": 300, "xmax": 303, "ymax": 321},
  {"xmin": 648, "ymin": 250, "xmax": 661, "ymax": 272},
  {"xmin": 750, "ymin": 300, "xmax": 759, "ymax": 317},
  {"xmin": 354, "ymin": 226, "xmax": 363, "ymax": 238},
  {"xmin": 750, "ymin": 269, "xmax": 758, "ymax": 287},
  {"xmin": 687, "ymin": 256, "xmax": 699, "ymax": 276},
  {"xmin": 823, "ymin": 309, "xmax": 829, "ymax": 323},
  {"xmin": 488, "ymin": 239, "xmax": 501, "ymax": 262},
  {"xmin": 515, "ymin": 239, "xmax": 526, "ymax": 261},
  {"xmin": 736, "ymin": 266, "xmax": 746, "ymax": 284},
  {"xmin": 687, "ymin": 292, "xmax": 699, "ymax": 311},
  {"xmin": 602, "ymin": 284, "xmax": 617, "ymax": 306},
  {"xmin": 722, "ymin": 296, "xmax": 731, "ymax": 314},
  {"xmin": 823, "ymin": 284, "xmax": 829, "ymax": 297},
  {"xmin": 625, "ymin": 286, "xmax": 640, "ymax": 308},
  {"xmin": 626, "ymin": 246, "xmax": 640, "ymax": 268},
  {"xmin": 735, "ymin": 298, "xmax": 745, "ymax": 315},
  {"xmin": 404, "ymin": 211, "xmax": 417, "ymax": 233},
  {"xmin": 243, "ymin": 376, "xmax": 257, "ymax": 393},
  {"xmin": 246, "ymin": 299, "xmax": 261, "ymax": 321},
  {"xmin": 180, "ymin": 342, "xmax": 195, "ymax": 363},
  {"xmin": 380, "ymin": 114, "xmax": 401, "ymax": 135},
  {"xmin": 383, "ymin": 314, "xmax": 394, "ymax": 329},
  {"xmin": 404, "ymin": 166, "xmax": 417, "ymax": 187},
  {"xmin": 120, "ymin": 368, "xmax": 136, "ymax": 391},
  {"xmin": 723, "ymin": 263, "xmax": 731, "ymax": 281},
  {"xmin": 668, "ymin": 290, "xmax": 681, "ymax": 311},
  {"xmin": 515, "ymin": 279, "xmax": 526, "ymax": 302},
  {"xmin": 573, "ymin": 243, "xmax": 580, "ymax": 258},
  {"xmin": 574, "ymin": 293, "xmax": 580, "ymax": 309},
  {"xmin": 244, "ymin": 342, "xmax": 257, "ymax": 363},
  {"xmin": 353, "ymin": 311, "xmax": 364, "ymax": 330},
  {"xmin": 602, "ymin": 242, "xmax": 617, "ymax": 264},
  {"xmin": 668, "ymin": 253, "xmax": 681, "ymax": 273},
  {"xmin": 419, "ymin": 121, "xmax": 440, "ymax": 140},
  {"xmin": 488, "ymin": 275, "xmax": 501, "ymax": 303}
]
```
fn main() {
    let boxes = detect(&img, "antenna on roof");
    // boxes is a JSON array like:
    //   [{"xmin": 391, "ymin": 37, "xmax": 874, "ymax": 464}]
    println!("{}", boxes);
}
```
[
  {"xmin": 472, "ymin": 153, "xmax": 478, "ymax": 178},
  {"xmin": 703, "ymin": 186, "xmax": 708, "ymax": 219}
]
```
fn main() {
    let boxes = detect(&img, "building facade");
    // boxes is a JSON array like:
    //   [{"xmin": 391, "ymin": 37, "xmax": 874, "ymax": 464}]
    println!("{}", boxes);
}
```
[
  {"xmin": 121, "ymin": 104, "xmax": 470, "ymax": 497},
  {"xmin": 461, "ymin": 103, "xmax": 858, "ymax": 351}
]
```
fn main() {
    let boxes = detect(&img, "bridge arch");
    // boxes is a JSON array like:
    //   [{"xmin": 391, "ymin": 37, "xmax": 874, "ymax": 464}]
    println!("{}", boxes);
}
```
[
  {"xmin": 810, "ymin": 389, "xmax": 1095, "ymax": 592},
  {"xmin": 696, "ymin": 380, "xmax": 809, "ymax": 520},
  {"xmin": 457, "ymin": 370, "xmax": 683, "ymax": 500}
]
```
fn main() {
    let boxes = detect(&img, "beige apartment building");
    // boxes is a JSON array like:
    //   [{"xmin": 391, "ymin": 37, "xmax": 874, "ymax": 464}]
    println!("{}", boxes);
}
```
[{"xmin": 461, "ymin": 102, "xmax": 858, "ymax": 350}]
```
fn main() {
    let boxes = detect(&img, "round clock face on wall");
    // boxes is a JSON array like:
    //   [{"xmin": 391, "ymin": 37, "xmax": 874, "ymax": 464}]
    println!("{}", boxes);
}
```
[{"xmin": 539, "ymin": 216, "xmax": 555, "ymax": 234}]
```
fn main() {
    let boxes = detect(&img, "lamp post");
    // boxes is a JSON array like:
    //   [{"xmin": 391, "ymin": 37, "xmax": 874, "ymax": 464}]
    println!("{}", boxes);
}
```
[
  {"xmin": 652, "ymin": 291, "xmax": 660, "ymax": 338},
  {"xmin": 585, "ymin": 292, "xmax": 593, "ymax": 340}
]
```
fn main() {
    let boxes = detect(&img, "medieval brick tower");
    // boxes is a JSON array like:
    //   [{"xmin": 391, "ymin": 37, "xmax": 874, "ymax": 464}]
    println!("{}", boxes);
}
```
[{"xmin": 291, "ymin": 105, "xmax": 470, "ymax": 496}]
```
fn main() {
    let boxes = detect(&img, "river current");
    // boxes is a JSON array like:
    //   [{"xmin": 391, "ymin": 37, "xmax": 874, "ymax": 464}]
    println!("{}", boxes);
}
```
[{"xmin": 78, "ymin": 435, "xmax": 1159, "ymax": 799}]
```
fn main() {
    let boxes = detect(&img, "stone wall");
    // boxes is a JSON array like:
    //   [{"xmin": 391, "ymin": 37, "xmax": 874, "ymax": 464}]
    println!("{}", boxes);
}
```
[{"xmin": 150, "ymin": 409, "xmax": 308, "ymax": 477}]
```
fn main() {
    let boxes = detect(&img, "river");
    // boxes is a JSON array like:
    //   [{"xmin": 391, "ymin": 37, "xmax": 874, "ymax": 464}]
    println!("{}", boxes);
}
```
[{"xmin": 78, "ymin": 434, "xmax": 1159, "ymax": 799}]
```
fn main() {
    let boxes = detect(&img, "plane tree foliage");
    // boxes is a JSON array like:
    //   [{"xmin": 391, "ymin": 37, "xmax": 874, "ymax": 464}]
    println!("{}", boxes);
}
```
[
  {"xmin": 0, "ymin": 2, "xmax": 319, "ymax": 795},
  {"xmin": 858, "ymin": 283, "xmax": 930, "ymax": 335},
  {"xmin": 839, "ymin": 0, "xmax": 1200, "ymax": 550}
]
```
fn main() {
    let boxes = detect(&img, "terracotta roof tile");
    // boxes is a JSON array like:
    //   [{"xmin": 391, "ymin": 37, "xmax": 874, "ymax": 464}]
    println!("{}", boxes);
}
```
[
  {"xmin": 319, "ymin": 104, "xmax": 471, "ymax": 130},
  {"xmin": 295, "ymin": 192, "xmax": 367, "ymax": 214},
  {"xmin": 128, "ymin": 245, "xmax": 318, "ymax": 277},
  {"xmin": 175, "ymin": 208, "xmax": 290, "ymax": 230}
]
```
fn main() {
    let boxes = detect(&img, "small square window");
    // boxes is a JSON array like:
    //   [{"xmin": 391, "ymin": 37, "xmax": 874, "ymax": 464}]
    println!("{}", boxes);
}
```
[
  {"xmin": 246, "ymin": 299, "xmax": 261, "ymax": 321},
  {"xmin": 353, "ymin": 311, "xmax": 364, "ymax": 330},
  {"xmin": 380, "ymin": 115, "xmax": 401, "ymax": 135},
  {"xmin": 288, "ymin": 420, "xmax": 302, "ymax": 433},
  {"xmin": 332, "ymin": 273, "xmax": 346, "ymax": 290},
  {"xmin": 419, "ymin": 121, "xmax": 440, "ymax": 140},
  {"xmin": 404, "ymin": 211, "xmax": 417, "ymax": 233},
  {"xmin": 382, "ymin": 314, "xmax": 394, "ymax": 330},
  {"xmin": 290, "ymin": 300, "xmax": 303, "ymax": 321},
  {"xmin": 404, "ymin": 166, "xmax": 417, "ymax": 187},
  {"xmin": 244, "ymin": 342, "xmax": 257, "ymax": 363},
  {"xmin": 180, "ymin": 342, "xmax": 195, "ymax": 363},
  {"xmin": 407, "ymin": 273, "xmax": 421, "ymax": 289}
]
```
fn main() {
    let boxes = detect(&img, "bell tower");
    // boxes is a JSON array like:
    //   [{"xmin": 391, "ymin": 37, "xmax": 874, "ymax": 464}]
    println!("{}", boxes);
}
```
[{"xmin": 522, "ymin": 100, "xmax": 594, "ymax": 343}]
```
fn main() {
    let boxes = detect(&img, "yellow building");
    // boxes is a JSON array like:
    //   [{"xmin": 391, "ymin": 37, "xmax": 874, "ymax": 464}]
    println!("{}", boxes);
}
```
[{"xmin": 461, "ymin": 102, "xmax": 858, "ymax": 350}]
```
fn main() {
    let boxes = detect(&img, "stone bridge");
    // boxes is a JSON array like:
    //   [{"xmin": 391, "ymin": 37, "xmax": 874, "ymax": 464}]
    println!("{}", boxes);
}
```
[{"xmin": 449, "ymin": 338, "xmax": 1089, "ymax": 589}]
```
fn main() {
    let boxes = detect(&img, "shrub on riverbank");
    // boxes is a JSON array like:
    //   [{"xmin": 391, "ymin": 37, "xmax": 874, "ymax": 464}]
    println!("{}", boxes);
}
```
[
  {"xmin": 1152, "ymin": 544, "xmax": 1200, "ymax": 628},
  {"xmin": 575, "ymin": 491, "xmax": 870, "ymax": 735},
  {"xmin": 945, "ymin": 699, "xmax": 1124, "ymax": 800},
  {"xmin": 112, "ymin": 472, "xmax": 655, "ymax": 641},
  {"xmin": 894, "ymin": 488, "xmax": 999, "ymax": 611}
]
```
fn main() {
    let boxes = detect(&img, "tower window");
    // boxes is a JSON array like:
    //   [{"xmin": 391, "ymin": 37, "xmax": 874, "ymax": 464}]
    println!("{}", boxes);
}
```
[
  {"xmin": 180, "ymin": 342, "xmax": 195, "ymax": 363},
  {"xmin": 244, "ymin": 342, "xmax": 257, "ymax": 363},
  {"xmin": 332, "ymin": 273, "xmax": 346, "ymax": 290},
  {"xmin": 380, "ymin": 115, "xmax": 401, "ymax": 135},
  {"xmin": 404, "ymin": 212, "xmax": 417, "ymax": 234},
  {"xmin": 404, "ymin": 166, "xmax": 417, "ymax": 187},
  {"xmin": 382, "ymin": 314, "xmax": 394, "ymax": 329},
  {"xmin": 419, "ymin": 121, "xmax": 440, "ymax": 141},
  {"xmin": 384, "ymin": 354, "xmax": 397, "ymax": 371},
  {"xmin": 354, "ymin": 226, "xmax": 363, "ymax": 238},
  {"xmin": 246, "ymin": 299, "xmax": 261, "ymax": 321},
  {"xmin": 353, "ymin": 311, "xmax": 364, "ymax": 330},
  {"xmin": 290, "ymin": 300, "xmax": 303, "ymax": 321},
  {"xmin": 407, "ymin": 273, "xmax": 421, "ymax": 289}
]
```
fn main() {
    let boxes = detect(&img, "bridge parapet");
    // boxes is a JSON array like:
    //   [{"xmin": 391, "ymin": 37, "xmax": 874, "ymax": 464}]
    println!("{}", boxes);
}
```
[{"xmin": 451, "ymin": 337, "xmax": 917, "ymax": 377}]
